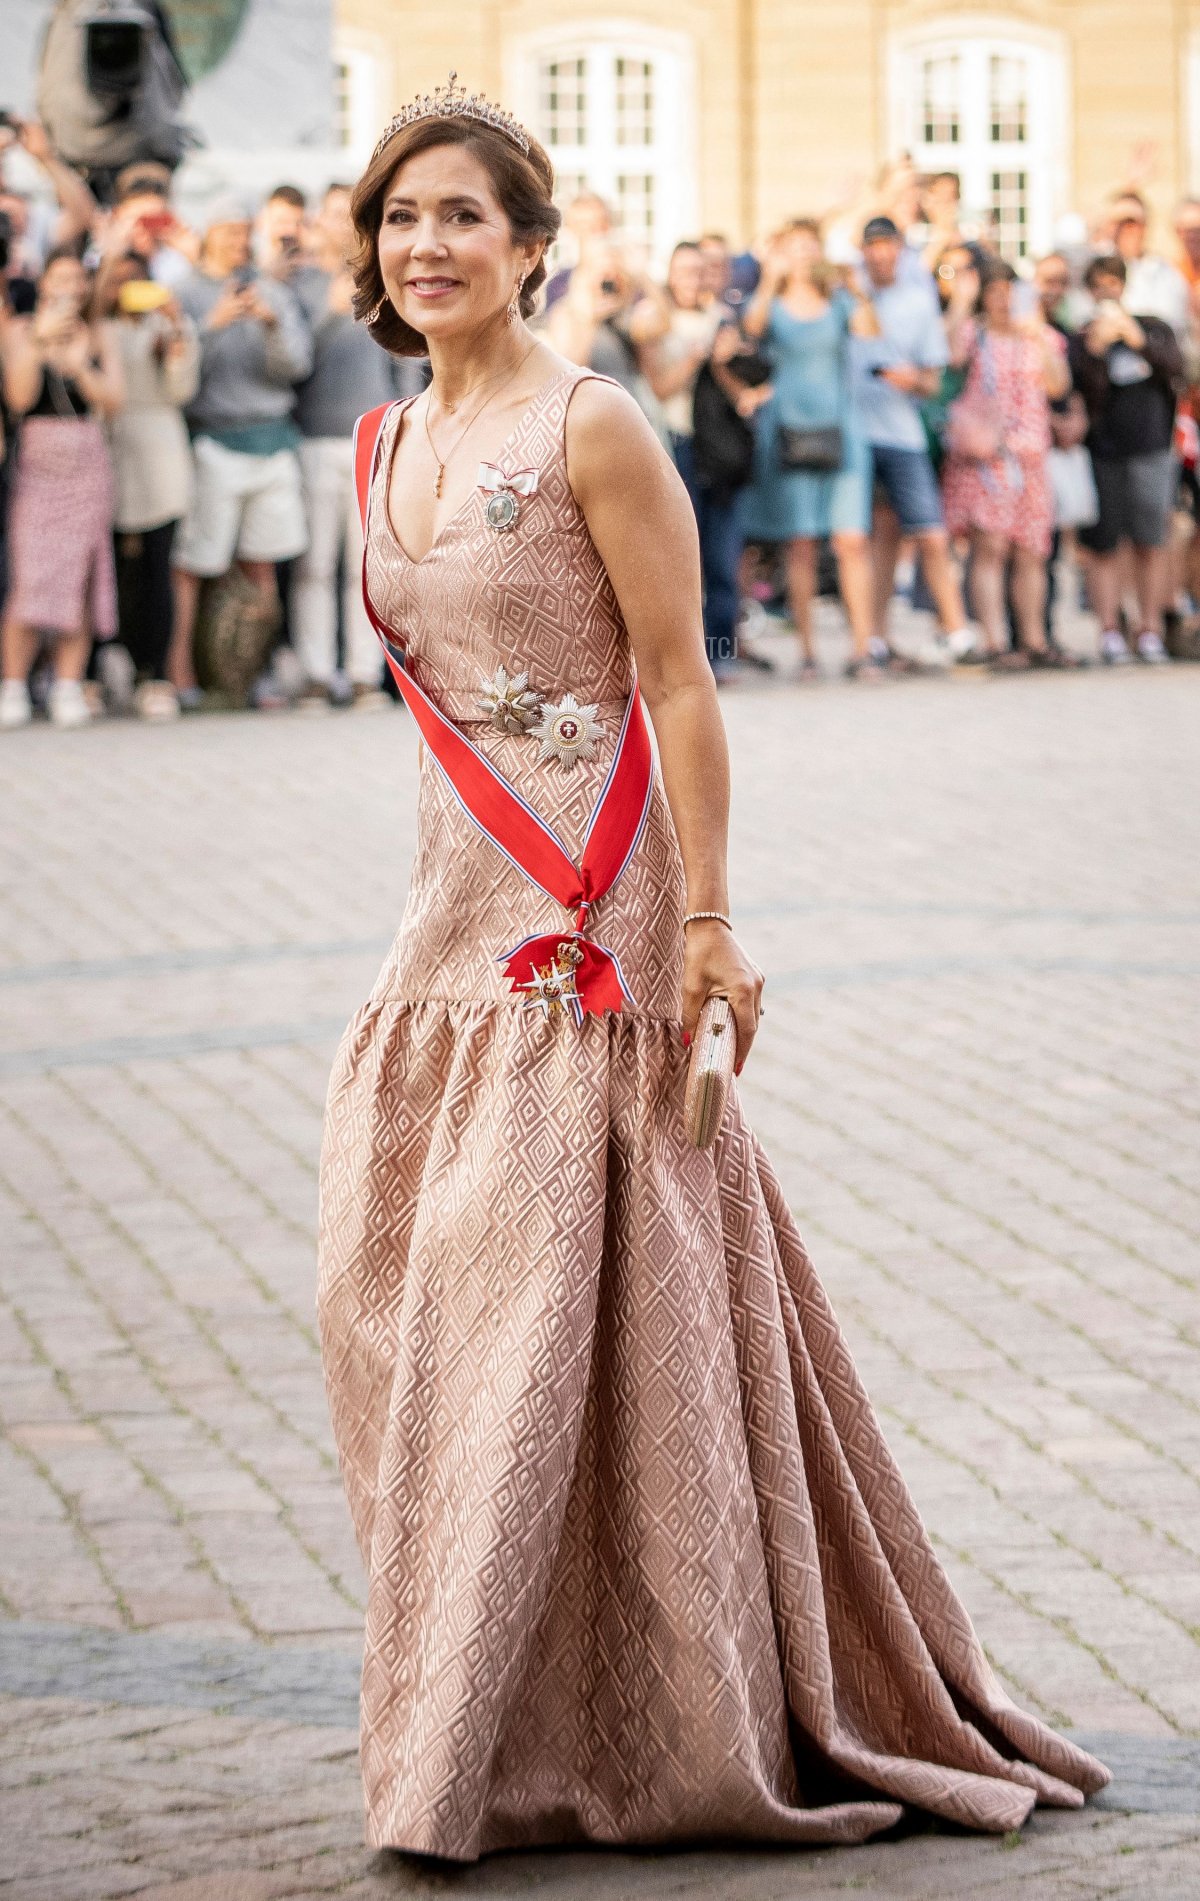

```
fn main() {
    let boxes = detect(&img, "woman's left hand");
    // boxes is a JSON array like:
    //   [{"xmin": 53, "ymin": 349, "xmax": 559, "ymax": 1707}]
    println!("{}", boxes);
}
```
[{"xmin": 682, "ymin": 921, "xmax": 764, "ymax": 1074}]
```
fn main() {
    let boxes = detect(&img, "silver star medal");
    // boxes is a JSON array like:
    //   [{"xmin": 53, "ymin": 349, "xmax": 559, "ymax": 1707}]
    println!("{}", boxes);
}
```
[
  {"xmin": 477, "ymin": 663, "xmax": 543, "ymax": 735},
  {"xmin": 531, "ymin": 693, "xmax": 605, "ymax": 771}
]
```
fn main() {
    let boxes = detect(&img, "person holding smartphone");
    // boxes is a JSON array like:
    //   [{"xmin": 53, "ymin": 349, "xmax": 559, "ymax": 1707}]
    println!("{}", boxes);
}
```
[
  {"xmin": 102, "ymin": 253, "xmax": 200, "ymax": 717},
  {"xmin": 0, "ymin": 249, "xmax": 124, "ymax": 730},
  {"xmin": 545, "ymin": 242, "xmax": 664, "ymax": 428},
  {"xmin": 636, "ymin": 242, "xmax": 750, "ymax": 678},
  {"xmin": 169, "ymin": 196, "xmax": 313, "ymax": 704}
]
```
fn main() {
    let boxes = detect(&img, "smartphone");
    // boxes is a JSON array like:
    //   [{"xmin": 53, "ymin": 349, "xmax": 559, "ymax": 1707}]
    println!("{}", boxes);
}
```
[
  {"xmin": 230, "ymin": 263, "xmax": 255, "ymax": 292},
  {"xmin": 869, "ymin": 364, "xmax": 889, "ymax": 377},
  {"xmin": 118, "ymin": 279, "xmax": 171, "ymax": 315}
]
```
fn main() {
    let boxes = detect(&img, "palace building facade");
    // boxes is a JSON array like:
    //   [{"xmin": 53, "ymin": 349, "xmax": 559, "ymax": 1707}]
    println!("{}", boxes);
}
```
[{"xmin": 333, "ymin": 0, "xmax": 1200, "ymax": 262}]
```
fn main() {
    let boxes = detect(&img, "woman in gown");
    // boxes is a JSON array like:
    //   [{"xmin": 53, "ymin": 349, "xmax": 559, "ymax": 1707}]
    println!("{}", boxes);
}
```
[{"xmin": 317, "ymin": 80, "xmax": 1108, "ymax": 1863}]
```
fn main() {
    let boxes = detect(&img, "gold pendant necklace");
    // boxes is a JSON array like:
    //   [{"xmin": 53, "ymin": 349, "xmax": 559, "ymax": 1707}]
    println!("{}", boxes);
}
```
[{"xmin": 424, "ymin": 342, "xmax": 538, "ymax": 498}]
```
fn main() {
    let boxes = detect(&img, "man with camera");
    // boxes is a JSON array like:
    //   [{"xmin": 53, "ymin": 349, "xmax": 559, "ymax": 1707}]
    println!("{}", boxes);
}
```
[{"xmin": 168, "ymin": 196, "xmax": 313, "ymax": 703}]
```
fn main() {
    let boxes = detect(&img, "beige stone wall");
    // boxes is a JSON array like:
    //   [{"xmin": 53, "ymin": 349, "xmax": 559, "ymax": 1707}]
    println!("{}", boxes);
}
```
[{"xmin": 338, "ymin": 0, "xmax": 1191, "ymax": 247}]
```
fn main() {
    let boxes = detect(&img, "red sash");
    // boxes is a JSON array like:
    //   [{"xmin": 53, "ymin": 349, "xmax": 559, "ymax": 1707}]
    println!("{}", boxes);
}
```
[{"xmin": 353, "ymin": 400, "xmax": 653, "ymax": 1021}]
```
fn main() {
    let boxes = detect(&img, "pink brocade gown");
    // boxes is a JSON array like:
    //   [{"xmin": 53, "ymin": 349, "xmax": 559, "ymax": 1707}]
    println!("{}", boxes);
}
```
[{"xmin": 316, "ymin": 367, "xmax": 1108, "ymax": 1861}]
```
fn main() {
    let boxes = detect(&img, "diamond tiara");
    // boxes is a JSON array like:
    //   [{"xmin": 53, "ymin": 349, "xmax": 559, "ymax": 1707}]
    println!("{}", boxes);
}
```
[{"xmin": 371, "ymin": 71, "xmax": 532, "ymax": 162}]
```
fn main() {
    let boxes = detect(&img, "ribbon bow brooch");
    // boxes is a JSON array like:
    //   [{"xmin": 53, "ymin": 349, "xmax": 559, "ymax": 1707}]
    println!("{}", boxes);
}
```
[{"xmin": 477, "ymin": 462, "xmax": 539, "ymax": 531}]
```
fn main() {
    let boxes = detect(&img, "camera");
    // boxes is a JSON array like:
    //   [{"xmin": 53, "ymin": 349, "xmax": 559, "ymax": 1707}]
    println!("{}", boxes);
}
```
[
  {"xmin": 84, "ymin": 11, "xmax": 148, "ymax": 98},
  {"xmin": 37, "ymin": 0, "xmax": 190, "ymax": 192}
]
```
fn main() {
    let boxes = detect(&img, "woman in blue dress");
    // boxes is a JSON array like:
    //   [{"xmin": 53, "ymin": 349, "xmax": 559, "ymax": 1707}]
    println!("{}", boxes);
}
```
[{"xmin": 741, "ymin": 220, "xmax": 877, "ymax": 676}]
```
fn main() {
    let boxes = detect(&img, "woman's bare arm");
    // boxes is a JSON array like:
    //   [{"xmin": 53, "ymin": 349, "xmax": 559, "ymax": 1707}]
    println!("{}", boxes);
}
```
[
  {"xmin": 1, "ymin": 319, "xmax": 44, "ymax": 413},
  {"xmin": 564, "ymin": 376, "xmax": 763, "ymax": 1064}
]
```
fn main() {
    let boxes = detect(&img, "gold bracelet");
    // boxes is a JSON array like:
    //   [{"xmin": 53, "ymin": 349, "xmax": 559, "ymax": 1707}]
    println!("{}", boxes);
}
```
[{"xmin": 682, "ymin": 910, "xmax": 732, "ymax": 932}]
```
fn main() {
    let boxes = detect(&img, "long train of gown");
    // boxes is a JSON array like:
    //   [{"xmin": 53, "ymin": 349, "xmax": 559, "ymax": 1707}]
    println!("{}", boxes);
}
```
[{"xmin": 317, "ymin": 366, "xmax": 1108, "ymax": 1860}]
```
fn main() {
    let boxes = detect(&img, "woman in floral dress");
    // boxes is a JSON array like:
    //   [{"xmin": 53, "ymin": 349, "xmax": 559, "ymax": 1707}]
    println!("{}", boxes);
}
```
[{"xmin": 943, "ymin": 257, "xmax": 1071, "ymax": 665}]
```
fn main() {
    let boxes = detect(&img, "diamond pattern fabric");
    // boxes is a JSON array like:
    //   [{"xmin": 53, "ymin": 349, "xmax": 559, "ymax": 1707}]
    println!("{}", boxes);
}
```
[{"xmin": 317, "ymin": 367, "xmax": 1108, "ymax": 1860}]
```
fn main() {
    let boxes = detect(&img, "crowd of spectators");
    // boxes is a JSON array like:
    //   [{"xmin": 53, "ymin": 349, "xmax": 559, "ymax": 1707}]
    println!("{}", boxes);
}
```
[{"xmin": 0, "ymin": 117, "xmax": 1196, "ymax": 727}]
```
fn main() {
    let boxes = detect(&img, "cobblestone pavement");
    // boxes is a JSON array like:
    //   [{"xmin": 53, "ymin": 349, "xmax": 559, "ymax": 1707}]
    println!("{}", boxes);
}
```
[{"xmin": 2, "ymin": 634, "xmax": 1199, "ymax": 1898}]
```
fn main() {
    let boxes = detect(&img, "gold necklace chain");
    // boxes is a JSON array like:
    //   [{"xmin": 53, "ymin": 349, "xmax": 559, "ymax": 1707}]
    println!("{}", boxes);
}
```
[{"xmin": 423, "ymin": 342, "xmax": 538, "ymax": 499}]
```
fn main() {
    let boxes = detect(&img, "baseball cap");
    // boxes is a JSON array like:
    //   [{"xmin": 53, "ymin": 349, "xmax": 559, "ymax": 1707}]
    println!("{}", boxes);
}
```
[{"xmin": 862, "ymin": 216, "xmax": 901, "ymax": 244}]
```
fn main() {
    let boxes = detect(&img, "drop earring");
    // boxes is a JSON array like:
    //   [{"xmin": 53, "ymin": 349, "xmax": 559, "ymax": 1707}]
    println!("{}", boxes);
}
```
[{"xmin": 507, "ymin": 272, "xmax": 527, "ymax": 323}]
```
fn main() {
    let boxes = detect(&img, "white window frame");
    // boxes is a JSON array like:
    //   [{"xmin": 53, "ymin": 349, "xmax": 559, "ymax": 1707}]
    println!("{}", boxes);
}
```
[
  {"xmin": 506, "ymin": 22, "xmax": 698, "ymax": 271},
  {"xmin": 887, "ymin": 17, "xmax": 1071, "ymax": 260},
  {"xmin": 332, "ymin": 31, "xmax": 387, "ymax": 165}
]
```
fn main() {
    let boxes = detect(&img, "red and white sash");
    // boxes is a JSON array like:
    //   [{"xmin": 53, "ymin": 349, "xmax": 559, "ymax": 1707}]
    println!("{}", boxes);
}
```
[{"xmin": 352, "ymin": 400, "xmax": 653, "ymax": 1021}]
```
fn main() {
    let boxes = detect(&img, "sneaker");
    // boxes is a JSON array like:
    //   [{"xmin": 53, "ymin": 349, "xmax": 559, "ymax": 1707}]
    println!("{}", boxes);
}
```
[
  {"xmin": 350, "ymin": 683, "xmax": 390, "ymax": 711},
  {"xmin": 271, "ymin": 644, "xmax": 306, "ymax": 703},
  {"xmin": 944, "ymin": 626, "xmax": 978, "ymax": 661},
  {"xmin": 134, "ymin": 679, "xmax": 181, "ymax": 722},
  {"xmin": 328, "ymin": 667, "xmax": 355, "ymax": 708},
  {"xmin": 1135, "ymin": 630, "xmax": 1170, "ymax": 665},
  {"xmin": 913, "ymin": 634, "xmax": 954, "ymax": 670},
  {"xmin": 296, "ymin": 682, "xmax": 333, "ymax": 714},
  {"xmin": 47, "ymin": 679, "xmax": 92, "ymax": 729},
  {"xmin": 250, "ymin": 670, "xmax": 290, "ymax": 711},
  {"xmin": 0, "ymin": 680, "xmax": 33, "ymax": 730},
  {"xmin": 96, "ymin": 641, "xmax": 136, "ymax": 714},
  {"xmin": 1099, "ymin": 629, "xmax": 1133, "ymax": 665}
]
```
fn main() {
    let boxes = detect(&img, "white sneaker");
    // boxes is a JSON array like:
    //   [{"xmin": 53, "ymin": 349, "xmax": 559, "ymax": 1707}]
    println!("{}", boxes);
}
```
[
  {"xmin": 48, "ymin": 679, "xmax": 92, "ymax": 729},
  {"xmin": 1135, "ymin": 630, "xmax": 1170, "ymax": 665},
  {"xmin": 1099, "ymin": 629, "xmax": 1133, "ymax": 666},
  {"xmin": 914, "ymin": 634, "xmax": 954, "ymax": 669},
  {"xmin": 0, "ymin": 680, "xmax": 33, "ymax": 730},
  {"xmin": 944, "ymin": 626, "xmax": 978, "ymax": 661},
  {"xmin": 134, "ymin": 679, "xmax": 181, "ymax": 722}
]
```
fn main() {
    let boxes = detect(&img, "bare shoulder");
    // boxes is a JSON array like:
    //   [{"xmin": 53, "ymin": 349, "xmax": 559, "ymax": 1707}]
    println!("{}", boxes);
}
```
[{"xmin": 564, "ymin": 375, "xmax": 672, "ymax": 507}]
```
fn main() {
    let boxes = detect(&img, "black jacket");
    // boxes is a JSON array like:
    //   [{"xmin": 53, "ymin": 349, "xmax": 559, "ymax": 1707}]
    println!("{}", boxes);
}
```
[{"xmin": 1067, "ymin": 315, "xmax": 1183, "ymax": 460}]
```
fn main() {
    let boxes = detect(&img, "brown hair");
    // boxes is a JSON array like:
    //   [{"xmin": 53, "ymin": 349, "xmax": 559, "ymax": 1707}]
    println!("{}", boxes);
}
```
[{"xmin": 350, "ymin": 117, "xmax": 561, "ymax": 356}]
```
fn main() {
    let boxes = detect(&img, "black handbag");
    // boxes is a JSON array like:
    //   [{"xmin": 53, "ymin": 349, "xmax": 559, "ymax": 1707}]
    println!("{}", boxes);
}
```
[
  {"xmin": 777, "ymin": 423, "xmax": 843, "ymax": 472},
  {"xmin": 691, "ymin": 349, "xmax": 770, "ymax": 496}
]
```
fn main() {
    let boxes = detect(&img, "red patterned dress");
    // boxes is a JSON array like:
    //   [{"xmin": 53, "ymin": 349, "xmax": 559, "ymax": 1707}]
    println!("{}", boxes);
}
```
[{"xmin": 943, "ymin": 322, "xmax": 1064, "ymax": 555}]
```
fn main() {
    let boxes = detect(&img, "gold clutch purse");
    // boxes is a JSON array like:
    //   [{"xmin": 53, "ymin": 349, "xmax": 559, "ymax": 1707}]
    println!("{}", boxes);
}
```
[{"xmin": 683, "ymin": 994, "xmax": 737, "ymax": 1149}]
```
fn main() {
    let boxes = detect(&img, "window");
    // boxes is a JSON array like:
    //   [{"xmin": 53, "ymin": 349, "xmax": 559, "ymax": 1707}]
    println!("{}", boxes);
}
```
[
  {"xmin": 510, "ymin": 29, "xmax": 697, "ymax": 268},
  {"xmin": 541, "ymin": 58, "xmax": 587, "ymax": 147},
  {"xmin": 333, "ymin": 37, "xmax": 385, "ymax": 159},
  {"xmin": 891, "ymin": 27, "xmax": 1068, "ymax": 260}
]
